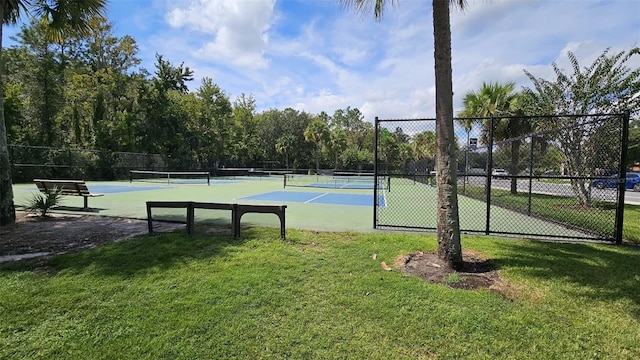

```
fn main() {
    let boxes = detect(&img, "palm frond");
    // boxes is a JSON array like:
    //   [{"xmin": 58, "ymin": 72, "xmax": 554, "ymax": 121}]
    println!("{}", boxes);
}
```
[
  {"xmin": 26, "ymin": 187, "xmax": 64, "ymax": 217},
  {"xmin": 30, "ymin": 0, "xmax": 107, "ymax": 41},
  {"xmin": 337, "ymin": 0, "xmax": 397, "ymax": 20},
  {"xmin": 2, "ymin": 0, "xmax": 30, "ymax": 25}
]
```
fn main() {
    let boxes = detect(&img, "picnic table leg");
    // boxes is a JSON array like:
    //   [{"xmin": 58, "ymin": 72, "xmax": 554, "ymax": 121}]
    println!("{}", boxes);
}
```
[{"xmin": 83, "ymin": 196, "xmax": 88, "ymax": 209}]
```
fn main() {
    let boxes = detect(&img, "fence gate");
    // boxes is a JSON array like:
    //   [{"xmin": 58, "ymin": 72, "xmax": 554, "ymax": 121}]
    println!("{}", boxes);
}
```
[{"xmin": 374, "ymin": 113, "xmax": 630, "ymax": 243}]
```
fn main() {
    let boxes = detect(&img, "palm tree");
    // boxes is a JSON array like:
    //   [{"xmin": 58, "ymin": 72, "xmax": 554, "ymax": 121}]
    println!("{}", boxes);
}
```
[
  {"xmin": 339, "ymin": 0, "xmax": 466, "ymax": 268},
  {"xmin": 459, "ymin": 82, "xmax": 519, "ymax": 118},
  {"xmin": 459, "ymin": 81, "xmax": 529, "ymax": 194},
  {"xmin": 275, "ymin": 134, "xmax": 295, "ymax": 170},
  {"xmin": 329, "ymin": 128, "xmax": 348, "ymax": 169},
  {"xmin": 0, "ymin": 0, "xmax": 108, "ymax": 225},
  {"xmin": 304, "ymin": 117, "xmax": 330, "ymax": 174},
  {"xmin": 411, "ymin": 131, "xmax": 436, "ymax": 161}
]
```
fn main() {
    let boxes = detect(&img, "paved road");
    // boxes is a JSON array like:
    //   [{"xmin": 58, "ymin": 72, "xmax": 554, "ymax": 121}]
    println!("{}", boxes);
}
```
[{"xmin": 462, "ymin": 177, "xmax": 640, "ymax": 205}]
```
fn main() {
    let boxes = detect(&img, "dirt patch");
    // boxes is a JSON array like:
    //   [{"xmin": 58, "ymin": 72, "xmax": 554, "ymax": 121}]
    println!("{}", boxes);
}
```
[
  {"xmin": 0, "ymin": 211, "xmax": 184, "ymax": 262},
  {"xmin": 395, "ymin": 250, "xmax": 509, "ymax": 296}
]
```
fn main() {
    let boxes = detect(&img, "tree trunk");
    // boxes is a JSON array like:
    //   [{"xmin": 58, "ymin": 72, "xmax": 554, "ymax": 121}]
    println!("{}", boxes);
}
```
[
  {"xmin": 315, "ymin": 144, "xmax": 320, "ymax": 174},
  {"xmin": 560, "ymin": 129, "xmax": 591, "ymax": 206},
  {"xmin": 433, "ymin": 0, "xmax": 462, "ymax": 268},
  {"xmin": 0, "ymin": 13, "xmax": 17, "ymax": 225}
]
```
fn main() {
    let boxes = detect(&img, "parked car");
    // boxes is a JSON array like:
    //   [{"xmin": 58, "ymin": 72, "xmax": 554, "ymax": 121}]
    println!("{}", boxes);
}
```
[
  {"xmin": 591, "ymin": 172, "xmax": 640, "ymax": 191},
  {"xmin": 468, "ymin": 168, "xmax": 486, "ymax": 175},
  {"xmin": 491, "ymin": 169, "xmax": 508, "ymax": 179}
]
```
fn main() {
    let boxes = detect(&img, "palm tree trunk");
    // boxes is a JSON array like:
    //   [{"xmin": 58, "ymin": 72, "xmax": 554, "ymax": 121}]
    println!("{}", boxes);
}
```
[
  {"xmin": 0, "ymin": 11, "xmax": 17, "ymax": 225},
  {"xmin": 433, "ymin": 0, "xmax": 462, "ymax": 268},
  {"xmin": 315, "ymin": 144, "xmax": 320, "ymax": 174}
]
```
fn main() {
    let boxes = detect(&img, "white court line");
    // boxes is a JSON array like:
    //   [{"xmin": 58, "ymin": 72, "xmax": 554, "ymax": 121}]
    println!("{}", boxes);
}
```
[
  {"xmin": 378, "ymin": 186, "xmax": 388, "ymax": 208},
  {"xmin": 305, "ymin": 193, "xmax": 329, "ymax": 203}
]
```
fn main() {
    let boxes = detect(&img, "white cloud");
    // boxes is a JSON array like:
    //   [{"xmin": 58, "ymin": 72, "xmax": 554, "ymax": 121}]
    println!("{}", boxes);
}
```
[
  {"xmin": 447, "ymin": 0, "xmax": 640, "ymax": 113},
  {"xmin": 138, "ymin": 0, "xmax": 638, "ymax": 123},
  {"xmin": 165, "ymin": 0, "xmax": 276, "ymax": 69}
]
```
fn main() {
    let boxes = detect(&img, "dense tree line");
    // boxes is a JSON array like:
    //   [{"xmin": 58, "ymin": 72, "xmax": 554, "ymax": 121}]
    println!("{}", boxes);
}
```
[
  {"xmin": 3, "ymin": 19, "xmax": 381, "ymax": 173},
  {"xmin": 4, "ymin": 19, "xmax": 637, "ymax": 183},
  {"xmin": 3, "ymin": 18, "xmax": 452, "ymax": 177}
]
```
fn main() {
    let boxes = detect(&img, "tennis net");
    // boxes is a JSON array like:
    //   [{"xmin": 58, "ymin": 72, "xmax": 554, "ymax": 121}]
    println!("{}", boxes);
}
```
[
  {"xmin": 129, "ymin": 170, "xmax": 210, "ymax": 185},
  {"xmin": 215, "ymin": 168, "xmax": 292, "ymax": 179},
  {"xmin": 284, "ymin": 174, "xmax": 389, "ymax": 190}
]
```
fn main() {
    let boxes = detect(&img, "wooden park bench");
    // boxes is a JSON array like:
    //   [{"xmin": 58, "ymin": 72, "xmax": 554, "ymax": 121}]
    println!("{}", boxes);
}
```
[
  {"xmin": 33, "ymin": 179, "xmax": 104, "ymax": 209},
  {"xmin": 146, "ymin": 201, "xmax": 287, "ymax": 239}
]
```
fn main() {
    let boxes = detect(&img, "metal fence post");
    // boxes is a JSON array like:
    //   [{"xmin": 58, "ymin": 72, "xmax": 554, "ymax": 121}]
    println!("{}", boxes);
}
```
[
  {"xmin": 373, "ymin": 117, "xmax": 379, "ymax": 229},
  {"xmin": 615, "ymin": 111, "xmax": 630, "ymax": 244}
]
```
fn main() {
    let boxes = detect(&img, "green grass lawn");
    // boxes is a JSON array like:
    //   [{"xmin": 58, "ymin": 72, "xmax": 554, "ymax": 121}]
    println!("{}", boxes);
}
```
[
  {"xmin": 1, "ymin": 228, "xmax": 639, "ymax": 359},
  {"xmin": 463, "ymin": 186, "xmax": 640, "ymax": 243}
]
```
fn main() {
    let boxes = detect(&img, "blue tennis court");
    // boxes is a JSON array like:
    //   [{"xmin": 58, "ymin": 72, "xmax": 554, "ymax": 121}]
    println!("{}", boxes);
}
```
[{"xmin": 241, "ymin": 190, "xmax": 386, "ymax": 207}]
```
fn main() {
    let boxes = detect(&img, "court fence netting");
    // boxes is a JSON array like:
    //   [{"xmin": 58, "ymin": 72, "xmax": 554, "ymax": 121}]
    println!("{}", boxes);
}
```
[
  {"xmin": 8, "ymin": 146, "xmax": 169, "ymax": 183},
  {"xmin": 7, "ymin": 144, "xmax": 378, "ymax": 186},
  {"xmin": 374, "ymin": 112, "xmax": 631, "ymax": 244}
]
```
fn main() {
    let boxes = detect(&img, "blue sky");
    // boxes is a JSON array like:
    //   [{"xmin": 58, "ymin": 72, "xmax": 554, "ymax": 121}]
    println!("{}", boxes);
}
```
[{"xmin": 3, "ymin": 0, "xmax": 640, "ymax": 122}]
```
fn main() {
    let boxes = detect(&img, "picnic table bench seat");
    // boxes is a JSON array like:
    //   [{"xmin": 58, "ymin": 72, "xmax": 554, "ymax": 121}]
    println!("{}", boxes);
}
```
[{"xmin": 33, "ymin": 179, "xmax": 103, "ymax": 209}]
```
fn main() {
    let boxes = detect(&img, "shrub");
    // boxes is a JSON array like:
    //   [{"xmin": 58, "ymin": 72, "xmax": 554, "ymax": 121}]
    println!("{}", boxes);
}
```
[{"xmin": 26, "ymin": 187, "xmax": 64, "ymax": 217}]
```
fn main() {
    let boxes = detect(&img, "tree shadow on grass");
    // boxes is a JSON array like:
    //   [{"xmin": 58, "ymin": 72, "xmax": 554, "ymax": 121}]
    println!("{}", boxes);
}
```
[
  {"xmin": 492, "ymin": 240, "xmax": 640, "ymax": 318},
  {"xmin": 50, "ymin": 226, "xmax": 266, "ymax": 278},
  {"xmin": 1, "ymin": 225, "xmax": 267, "ymax": 278}
]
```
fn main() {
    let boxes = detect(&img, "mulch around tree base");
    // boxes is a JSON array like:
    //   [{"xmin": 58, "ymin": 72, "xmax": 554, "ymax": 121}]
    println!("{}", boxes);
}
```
[{"xmin": 395, "ymin": 251, "xmax": 509, "ymax": 295}]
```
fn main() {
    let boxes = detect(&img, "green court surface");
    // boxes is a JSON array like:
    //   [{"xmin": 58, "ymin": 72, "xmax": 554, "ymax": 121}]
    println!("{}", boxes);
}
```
[
  {"xmin": 12, "ymin": 176, "xmax": 589, "ymax": 239},
  {"xmin": 12, "ymin": 178, "xmax": 376, "ymax": 233},
  {"xmin": 378, "ymin": 178, "xmax": 589, "ymax": 238}
]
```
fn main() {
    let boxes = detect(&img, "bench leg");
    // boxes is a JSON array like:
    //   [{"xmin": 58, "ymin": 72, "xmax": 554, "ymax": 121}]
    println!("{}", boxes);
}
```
[
  {"xmin": 232, "ymin": 204, "xmax": 241, "ymax": 238},
  {"xmin": 147, "ymin": 203, "xmax": 154, "ymax": 233},
  {"xmin": 84, "ymin": 197, "xmax": 88, "ymax": 209},
  {"xmin": 187, "ymin": 204, "xmax": 195, "ymax": 236}
]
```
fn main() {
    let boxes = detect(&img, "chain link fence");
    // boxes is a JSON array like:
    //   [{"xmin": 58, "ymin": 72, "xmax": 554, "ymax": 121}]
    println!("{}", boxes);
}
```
[
  {"xmin": 9, "ymin": 145, "xmax": 167, "ymax": 183},
  {"xmin": 374, "ymin": 113, "xmax": 630, "ymax": 242}
]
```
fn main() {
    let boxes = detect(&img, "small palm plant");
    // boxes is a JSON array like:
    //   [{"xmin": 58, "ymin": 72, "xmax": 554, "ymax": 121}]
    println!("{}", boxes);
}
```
[{"xmin": 26, "ymin": 187, "xmax": 65, "ymax": 217}]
